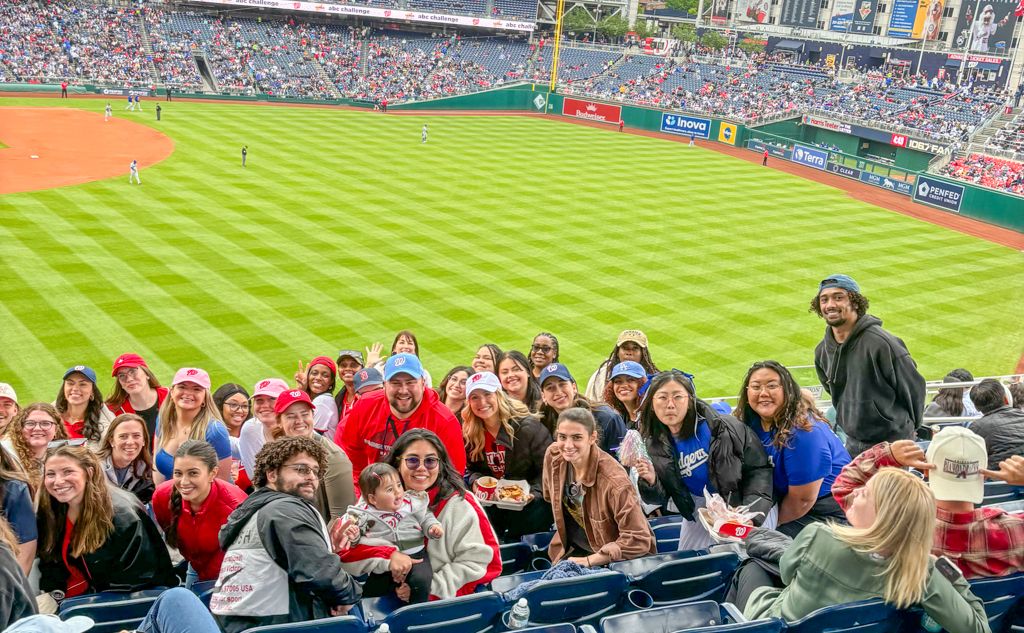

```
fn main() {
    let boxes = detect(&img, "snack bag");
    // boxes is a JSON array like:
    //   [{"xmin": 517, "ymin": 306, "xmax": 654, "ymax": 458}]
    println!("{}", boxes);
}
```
[
  {"xmin": 617, "ymin": 429, "xmax": 649, "ymax": 468},
  {"xmin": 699, "ymin": 488, "xmax": 763, "ymax": 543}
]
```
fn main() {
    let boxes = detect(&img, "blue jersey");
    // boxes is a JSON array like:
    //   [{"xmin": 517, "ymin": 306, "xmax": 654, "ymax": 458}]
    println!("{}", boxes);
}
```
[
  {"xmin": 674, "ymin": 420, "xmax": 715, "ymax": 496},
  {"xmin": 752, "ymin": 413, "xmax": 850, "ymax": 498}
]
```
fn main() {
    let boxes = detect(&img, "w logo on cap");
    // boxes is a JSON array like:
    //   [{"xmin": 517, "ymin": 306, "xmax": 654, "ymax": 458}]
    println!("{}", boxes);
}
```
[
  {"xmin": 545, "ymin": 364, "xmax": 558, "ymax": 373},
  {"xmin": 394, "ymin": 357, "xmax": 406, "ymax": 367},
  {"xmin": 75, "ymin": 365, "xmax": 85, "ymax": 371},
  {"xmin": 258, "ymin": 380, "xmax": 270, "ymax": 389},
  {"xmin": 289, "ymin": 390, "xmax": 302, "ymax": 397},
  {"xmin": 471, "ymin": 374, "xmax": 484, "ymax": 382},
  {"xmin": 186, "ymin": 369, "xmax": 198, "ymax": 376}
]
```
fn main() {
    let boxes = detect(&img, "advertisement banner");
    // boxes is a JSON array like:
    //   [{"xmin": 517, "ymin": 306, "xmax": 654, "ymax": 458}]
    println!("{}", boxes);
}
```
[
  {"xmin": 860, "ymin": 171, "xmax": 915, "ymax": 195},
  {"xmin": 802, "ymin": 114, "xmax": 852, "ymax": 134},
  {"xmin": 913, "ymin": 175, "xmax": 965, "ymax": 211},
  {"xmin": 830, "ymin": 0, "xmax": 855, "ymax": 30},
  {"xmin": 828, "ymin": 162, "xmax": 862, "ymax": 179},
  {"xmin": 99, "ymin": 87, "xmax": 154, "ymax": 97},
  {"xmin": 736, "ymin": 0, "xmax": 770, "ymax": 22},
  {"xmin": 916, "ymin": 0, "xmax": 944, "ymax": 39},
  {"xmin": 850, "ymin": 0, "xmax": 877, "ymax": 32},
  {"xmin": 779, "ymin": 0, "xmax": 820, "ymax": 26},
  {"xmin": 888, "ymin": 0, "xmax": 922, "ymax": 37},
  {"xmin": 710, "ymin": 0, "xmax": 731, "ymax": 24},
  {"xmin": 718, "ymin": 122, "xmax": 738, "ymax": 145},
  {"xmin": 189, "ymin": 0, "xmax": 535, "ymax": 31},
  {"xmin": 747, "ymin": 140, "xmax": 791, "ymax": 159},
  {"xmin": 561, "ymin": 98, "xmax": 621, "ymax": 124},
  {"xmin": 791, "ymin": 144, "xmax": 829, "ymax": 170},
  {"xmin": 661, "ymin": 113, "xmax": 711, "ymax": 139},
  {"xmin": 953, "ymin": 0, "xmax": 1018, "ymax": 55},
  {"xmin": 891, "ymin": 133, "xmax": 908, "ymax": 147}
]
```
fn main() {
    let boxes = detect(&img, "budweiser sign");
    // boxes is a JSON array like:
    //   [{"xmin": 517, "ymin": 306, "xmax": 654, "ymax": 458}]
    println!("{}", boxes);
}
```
[{"xmin": 562, "ymin": 98, "xmax": 621, "ymax": 124}]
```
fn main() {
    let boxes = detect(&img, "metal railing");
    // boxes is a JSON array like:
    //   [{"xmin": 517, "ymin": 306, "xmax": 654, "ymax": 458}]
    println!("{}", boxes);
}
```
[{"xmin": 804, "ymin": 107, "xmax": 978, "ymax": 145}]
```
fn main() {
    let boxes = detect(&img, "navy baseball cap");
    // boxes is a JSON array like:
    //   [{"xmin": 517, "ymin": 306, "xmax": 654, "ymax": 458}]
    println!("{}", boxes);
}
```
[
  {"xmin": 354, "ymin": 367, "xmax": 383, "ymax": 392},
  {"xmin": 337, "ymin": 349, "xmax": 364, "ymax": 364},
  {"xmin": 384, "ymin": 353, "xmax": 423, "ymax": 381},
  {"xmin": 817, "ymin": 274, "xmax": 860, "ymax": 295},
  {"xmin": 540, "ymin": 362, "xmax": 574, "ymax": 386},
  {"xmin": 63, "ymin": 365, "xmax": 98, "ymax": 385},
  {"xmin": 610, "ymin": 361, "xmax": 645, "ymax": 380}
]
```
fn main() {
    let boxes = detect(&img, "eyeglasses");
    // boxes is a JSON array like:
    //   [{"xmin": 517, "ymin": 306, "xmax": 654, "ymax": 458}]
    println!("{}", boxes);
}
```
[
  {"xmin": 403, "ymin": 456, "xmax": 440, "ymax": 471},
  {"xmin": 225, "ymin": 403, "xmax": 250, "ymax": 412},
  {"xmin": 747, "ymin": 383, "xmax": 782, "ymax": 393},
  {"xmin": 47, "ymin": 439, "xmax": 87, "ymax": 449},
  {"xmin": 116, "ymin": 367, "xmax": 140, "ymax": 380},
  {"xmin": 531, "ymin": 345, "xmax": 553, "ymax": 353},
  {"xmin": 24, "ymin": 421, "xmax": 55, "ymax": 430},
  {"xmin": 283, "ymin": 464, "xmax": 322, "ymax": 479}
]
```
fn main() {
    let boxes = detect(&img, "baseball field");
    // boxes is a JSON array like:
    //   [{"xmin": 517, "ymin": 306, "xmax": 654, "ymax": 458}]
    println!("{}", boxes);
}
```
[{"xmin": 0, "ymin": 95, "xmax": 1021, "ymax": 402}]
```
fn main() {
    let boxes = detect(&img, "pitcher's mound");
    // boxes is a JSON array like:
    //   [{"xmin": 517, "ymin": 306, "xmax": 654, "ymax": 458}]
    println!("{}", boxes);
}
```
[{"xmin": 0, "ymin": 107, "xmax": 174, "ymax": 194}]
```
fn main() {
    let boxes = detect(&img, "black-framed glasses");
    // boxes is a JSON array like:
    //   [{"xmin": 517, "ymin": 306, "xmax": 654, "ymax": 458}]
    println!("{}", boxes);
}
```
[
  {"xmin": 24, "ymin": 420, "xmax": 55, "ymax": 430},
  {"xmin": 47, "ymin": 439, "xmax": 87, "ymax": 449},
  {"xmin": 531, "ymin": 345, "xmax": 554, "ymax": 353},
  {"xmin": 225, "ymin": 403, "xmax": 250, "ymax": 412},
  {"xmin": 403, "ymin": 456, "xmax": 440, "ymax": 471},
  {"xmin": 283, "ymin": 464, "xmax": 322, "ymax": 479}
]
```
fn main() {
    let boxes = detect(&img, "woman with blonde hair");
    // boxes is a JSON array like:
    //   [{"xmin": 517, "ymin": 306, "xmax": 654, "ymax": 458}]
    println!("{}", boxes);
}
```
[
  {"xmin": 741, "ymin": 468, "xmax": 990, "ymax": 632},
  {"xmin": 153, "ymin": 368, "xmax": 231, "ymax": 485},
  {"xmin": 462, "ymin": 372, "xmax": 552, "ymax": 541},
  {"xmin": 1, "ymin": 403, "xmax": 68, "ymax": 496},
  {"xmin": 37, "ymin": 445, "xmax": 176, "ymax": 597}
]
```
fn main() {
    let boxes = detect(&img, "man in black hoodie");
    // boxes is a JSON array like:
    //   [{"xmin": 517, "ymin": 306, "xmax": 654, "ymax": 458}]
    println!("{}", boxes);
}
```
[
  {"xmin": 811, "ymin": 274, "xmax": 926, "ymax": 457},
  {"xmin": 211, "ymin": 436, "xmax": 361, "ymax": 633}
]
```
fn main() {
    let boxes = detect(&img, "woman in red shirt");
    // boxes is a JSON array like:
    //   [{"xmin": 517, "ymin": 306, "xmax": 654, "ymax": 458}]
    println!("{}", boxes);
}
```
[
  {"xmin": 152, "ymin": 440, "xmax": 247, "ymax": 583},
  {"xmin": 54, "ymin": 366, "xmax": 113, "ymax": 452},
  {"xmin": 105, "ymin": 353, "xmax": 169, "ymax": 442}
]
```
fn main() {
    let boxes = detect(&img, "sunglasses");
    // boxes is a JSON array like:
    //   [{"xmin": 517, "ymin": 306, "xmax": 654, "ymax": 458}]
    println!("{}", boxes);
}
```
[
  {"xmin": 403, "ymin": 456, "xmax": 440, "ymax": 471},
  {"xmin": 47, "ymin": 439, "xmax": 87, "ymax": 449},
  {"xmin": 531, "ymin": 345, "xmax": 554, "ymax": 353}
]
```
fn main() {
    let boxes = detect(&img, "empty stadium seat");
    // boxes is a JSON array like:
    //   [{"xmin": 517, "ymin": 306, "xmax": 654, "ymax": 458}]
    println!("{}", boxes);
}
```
[
  {"xmin": 579, "ymin": 600, "xmax": 781, "ymax": 633},
  {"xmin": 652, "ymin": 521, "xmax": 683, "ymax": 553},
  {"xmin": 60, "ymin": 596, "xmax": 161, "ymax": 633},
  {"xmin": 522, "ymin": 530, "xmax": 555, "ymax": 553},
  {"xmin": 499, "ymin": 570, "xmax": 629, "ymax": 627},
  {"xmin": 786, "ymin": 598, "xmax": 904, "ymax": 633},
  {"xmin": 990, "ymin": 499, "xmax": 1024, "ymax": 513},
  {"xmin": 609, "ymin": 551, "xmax": 739, "ymax": 606},
  {"xmin": 982, "ymin": 482, "xmax": 1023, "ymax": 506},
  {"xmin": 967, "ymin": 572, "xmax": 1024, "ymax": 633},
  {"xmin": 240, "ymin": 614, "xmax": 368, "ymax": 633},
  {"xmin": 59, "ymin": 589, "xmax": 165, "ymax": 614},
  {"xmin": 500, "ymin": 541, "xmax": 533, "ymax": 576},
  {"xmin": 366, "ymin": 591, "xmax": 505, "ymax": 633}
]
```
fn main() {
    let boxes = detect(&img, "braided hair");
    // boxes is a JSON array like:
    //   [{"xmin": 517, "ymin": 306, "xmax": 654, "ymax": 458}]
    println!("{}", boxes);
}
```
[
  {"xmin": 528, "ymin": 332, "xmax": 559, "ymax": 373},
  {"xmin": 165, "ymin": 440, "xmax": 218, "ymax": 549}
]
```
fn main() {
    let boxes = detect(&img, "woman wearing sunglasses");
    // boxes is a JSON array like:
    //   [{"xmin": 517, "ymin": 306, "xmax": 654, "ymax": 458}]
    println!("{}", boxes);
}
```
[
  {"xmin": 1, "ymin": 403, "xmax": 69, "ymax": 497},
  {"xmin": 37, "ymin": 445, "xmax": 176, "ymax": 599},
  {"xmin": 337, "ymin": 429, "xmax": 500, "ymax": 601}
]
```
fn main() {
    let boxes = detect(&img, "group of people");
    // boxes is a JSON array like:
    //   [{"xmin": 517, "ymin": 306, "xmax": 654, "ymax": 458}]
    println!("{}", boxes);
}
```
[
  {"xmin": 986, "ymin": 113, "xmax": 1024, "ymax": 158},
  {"xmin": 1, "ymin": 273, "xmax": 1023, "ymax": 633},
  {"xmin": 942, "ymin": 152, "xmax": 1024, "ymax": 194}
]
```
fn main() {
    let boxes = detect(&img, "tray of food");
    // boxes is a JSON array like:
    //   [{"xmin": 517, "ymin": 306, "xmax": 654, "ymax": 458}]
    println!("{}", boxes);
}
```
[
  {"xmin": 696, "ymin": 490, "xmax": 761, "ymax": 544},
  {"xmin": 474, "ymin": 477, "xmax": 530, "ymax": 510}
]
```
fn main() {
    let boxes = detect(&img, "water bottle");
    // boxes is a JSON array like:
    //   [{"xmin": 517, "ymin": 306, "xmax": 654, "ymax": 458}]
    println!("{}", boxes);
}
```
[
  {"xmin": 920, "ymin": 613, "xmax": 943, "ymax": 633},
  {"xmin": 507, "ymin": 598, "xmax": 530, "ymax": 629},
  {"xmin": 377, "ymin": 626, "xmax": 390, "ymax": 633}
]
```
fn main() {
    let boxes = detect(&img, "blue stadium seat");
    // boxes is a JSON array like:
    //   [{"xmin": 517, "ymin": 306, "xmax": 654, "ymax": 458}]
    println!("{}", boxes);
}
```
[
  {"xmin": 190, "ymin": 580, "xmax": 217, "ymax": 596},
  {"xmin": 608, "ymin": 551, "xmax": 739, "ymax": 606},
  {"xmin": 369, "ymin": 591, "xmax": 505, "ymax": 633},
  {"xmin": 240, "ymin": 614, "xmax": 368, "ymax": 633},
  {"xmin": 651, "ymin": 522, "xmax": 682, "ymax": 553},
  {"xmin": 982, "ymin": 482, "xmax": 1023, "ymax": 506},
  {"xmin": 500, "ymin": 541, "xmax": 533, "ymax": 576},
  {"xmin": 491, "ymin": 569, "xmax": 547, "ymax": 596},
  {"xmin": 522, "ymin": 530, "xmax": 555, "ymax": 553},
  {"xmin": 990, "ymin": 499, "xmax": 1024, "ymax": 513},
  {"xmin": 518, "ymin": 626, "xmax": 578, "ymax": 633},
  {"xmin": 786, "ymin": 598, "xmax": 904, "ymax": 633},
  {"xmin": 967, "ymin": 572, "xmax": 1024, "ymax": 633},
  {"xmin": 506, "ymin": 570, "xmax": 629, "ymax": 627},
  {"xmin": 60, "ymin": 596, "xmax": 161, "ymax": 633},
  {"xmin": 580, "ymin": 600, "xmax": 782, "ymax": 633},
  {"xmin": 59, "ymin": 589, "xmax": 165, "ymax": 614},
  {"xmin": 647, "ymin": 514, "xmax": 683, "ymax": 527}
]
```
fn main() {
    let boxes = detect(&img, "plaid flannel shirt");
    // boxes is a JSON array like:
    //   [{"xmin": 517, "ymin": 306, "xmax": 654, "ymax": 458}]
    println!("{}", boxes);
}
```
[{"xmin": 832, "ymin": 441, "xmax": 1024, "ymax": 579}]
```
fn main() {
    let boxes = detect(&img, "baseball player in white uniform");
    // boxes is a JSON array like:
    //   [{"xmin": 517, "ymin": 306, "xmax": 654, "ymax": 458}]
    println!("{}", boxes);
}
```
[
  {"xmin": 105, "ymin": 103, "xmax": 112, "ymax": 121},
  {"xmin": 129, "ymin": 160, "xmax": 141, "ymax": 185}
]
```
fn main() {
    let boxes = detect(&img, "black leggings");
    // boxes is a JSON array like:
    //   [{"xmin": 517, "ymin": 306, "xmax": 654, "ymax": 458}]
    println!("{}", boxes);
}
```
[
  {"xmin": 776, "ymin": 495, "xmax": 847, "ymax": 539},
  {"xmin": 728, "ymin": 560, "xmax": 785, "ymax": 612},
  {"xmin": 485, "ymin": 499, "xmax": 554, "ymax": 543},
  {"xmin": 361, "ymin": 549, "xmax": 433, "ymax": 604}
]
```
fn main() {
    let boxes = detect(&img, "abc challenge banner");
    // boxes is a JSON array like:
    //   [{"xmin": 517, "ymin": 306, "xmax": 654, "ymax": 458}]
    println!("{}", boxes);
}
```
[
  {"xmin": 779, "ymin": 0, "xmax": 821, "ymax": 26},
  {"xmin": 954, "ymin": 0, "xmax": 1018, "ymax": 55}
]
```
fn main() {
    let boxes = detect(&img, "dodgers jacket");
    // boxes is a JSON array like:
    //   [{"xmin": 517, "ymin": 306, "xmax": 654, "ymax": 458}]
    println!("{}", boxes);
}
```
[
  {"xmin": 814, "ymin": 314, "xmax": 926, "ymax": 445},
  {"xmin": 211, "ymin": 488, "xmax": 361, "ymax": 633},
  {"xmin": 638, "ymin": 399, "xmax": 773, "ymax": 524}
]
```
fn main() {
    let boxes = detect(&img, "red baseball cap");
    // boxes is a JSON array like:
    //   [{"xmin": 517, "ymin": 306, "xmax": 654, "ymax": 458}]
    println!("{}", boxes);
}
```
[
  {"xmin": 112, "ymin": 353, "xmax": 148, "ymax": 377},
  {"xmin": 308, "ymin": 356, "xmax": 337, "ymax": 376},
  {"xmin": 274, "ymin": 389, "xmax": 316, "ymax": 414}
]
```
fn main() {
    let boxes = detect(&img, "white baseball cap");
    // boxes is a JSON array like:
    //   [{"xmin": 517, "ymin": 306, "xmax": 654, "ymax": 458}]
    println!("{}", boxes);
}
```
[
  {"xmin": 0, "ymin": 382, "xmax": 17, "ymax": 405},
  {"xmin": 926, "ymin": 426, "xmax": 988, "ymax": 504},
  {"xmin": 5, "ymin": 614, "xmax": 94, "ymax": 633},
  {"xmin": 465, "ymin": 371, "xmax": 502, "ymax": 396}
]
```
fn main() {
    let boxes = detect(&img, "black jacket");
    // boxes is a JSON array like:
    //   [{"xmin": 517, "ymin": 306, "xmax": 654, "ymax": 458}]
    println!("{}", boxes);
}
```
[
  {"xmin": 466, "ymin": 415, "xmax": 552, "ymax": 499},
  {"xmin": 638, "ymin": 400, "xmax": 773, "ymax": 524},
  {"xmin": 970, "ymin": 406, "xmax": 1024, "ymax": 466},
  {"xmin": 101, "ymin": 456, "xmax": 155, "ymax": 505},
  {"xmin": 39, "ymin": 487, "xmax": 176, "ymax": 595},
  {"xmin": 0, "ymin": 540, "xmax": 35, "ymax": 628},
  {"xmin": 814, "ymin": 314, "xmax": 926, "ymax": 445},
  {"xmin": 215, "ymin": 487, "xmax": 361, "ymax": 633}
]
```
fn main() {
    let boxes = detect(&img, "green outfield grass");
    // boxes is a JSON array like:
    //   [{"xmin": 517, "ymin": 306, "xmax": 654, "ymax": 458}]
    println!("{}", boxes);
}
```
[{"xmin": 0, "ymin": 96, "xmax": 1021, "ymax": 403}]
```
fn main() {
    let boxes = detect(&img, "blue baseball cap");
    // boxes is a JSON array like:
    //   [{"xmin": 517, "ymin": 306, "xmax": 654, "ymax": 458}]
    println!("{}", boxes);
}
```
[
  {"xmin": 610, "ymin": 361, "xmax": 645, "ymax": 380},
  {"xmin": 62, "ymin": 365, "xmax": 98, "ymax": 385},
  {"xmin": 817, "ymin": 274, "xmax": 860, "ymax": 295},
  {"xmin": 539, "ymin": 362, "xmax": 574, "ymax": 386},
  {"xmin": 354, "ymin": 367, "xmax": 384, "ymax": 391},
  {"xmin": 384, "ymin": 353, "xmax": 423, "ymax": 381}
]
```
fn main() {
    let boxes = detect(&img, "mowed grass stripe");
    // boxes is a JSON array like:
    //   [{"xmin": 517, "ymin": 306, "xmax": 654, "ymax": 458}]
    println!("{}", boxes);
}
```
[{"xmin": 0, "ymin": 97, "xmax": 1020, "ymax": 402}]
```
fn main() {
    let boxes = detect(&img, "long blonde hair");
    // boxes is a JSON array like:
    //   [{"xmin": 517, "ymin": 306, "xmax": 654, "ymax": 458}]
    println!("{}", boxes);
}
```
[
  {"xmin": 463, "ymin": 390, "xmax": 530, "ymax": 462},
  {"xmin": 831, "ymin": 468, "xmax": 936, "ymax": 608},
  {"xmin": 156, "ymin": 386, "xmax": 222, "ymax": 450}
]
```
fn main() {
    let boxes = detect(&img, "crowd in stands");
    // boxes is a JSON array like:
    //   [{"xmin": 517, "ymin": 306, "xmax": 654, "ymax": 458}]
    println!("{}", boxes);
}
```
[
  {"xmin": 941, "ymin": 153, "xmax": 1024, "ymax": 194},
  {"xmin": 985, "ymin": 111, "xmax": 1024, "ymax": 159},
  {"xmin": 0, "ymin": 275, "xmax": 1022, "ymax": 632}
]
